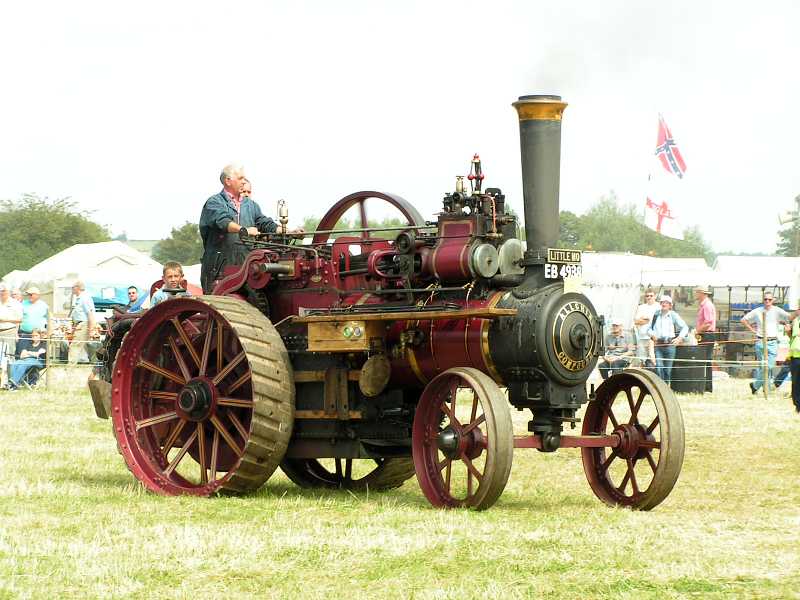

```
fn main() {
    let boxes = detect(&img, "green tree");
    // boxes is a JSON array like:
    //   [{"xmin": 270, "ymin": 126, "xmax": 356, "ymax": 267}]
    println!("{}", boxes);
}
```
[
  {"xmin": 0, "ymin": 194, "xmax": 109, "ymax": 277},
  {"xmin": 776, "ymin": 222, "xmax": 800, "ymax": 256},
  {"xmin": 152, "ymin": 222, "xmax": 203, "ymax": 264}
]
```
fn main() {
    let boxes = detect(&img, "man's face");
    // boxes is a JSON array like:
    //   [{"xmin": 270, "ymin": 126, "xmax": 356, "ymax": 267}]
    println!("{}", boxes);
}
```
[
  {"xmin": 660, "ymin": 301, "xmax": 672, "ymax": 312},
  {"xmin": 241, "ymin": 180, "xmax": 252, "ymax": 196},
  {"xmin": 128, "ymin": 289, "xmax": 138, "ymax": 303},
  {"xmin": 611, "ymin": 323, "xmax": 622, "ymax": 334},
  {"xmin": 644, "ymin": 292, "xmax": 655, "ymax": 304},
  {"xmin": 224, "ymin": 170, "xmax": 246, "ymax": 195},
  {"xmin": 32, "ymin": 331, "xmax": 41, "ymax": 343},
  {"xmin": 28, "ymin": 292, "xmax": 39, "ymax": 303},
  {"xmin": 764, "ymin": 294, "xmax": 774, "ymax": 308},
  {"xmin": 164, "ymin": 268, "xmax": 182, "ymax": 288},
  {"xmin": 0, "ymin": 289, "xmax": 7, "ymax": 302},
  {"xmin": 72, "ymin": 285, "xmax": 80, "ymax": 296}
]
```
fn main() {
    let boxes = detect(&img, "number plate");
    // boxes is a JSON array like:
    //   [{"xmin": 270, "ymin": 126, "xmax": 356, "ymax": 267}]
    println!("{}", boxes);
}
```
[{"xmin": 544, "ymin": 264, "xmax": 583, "ymax": 279}]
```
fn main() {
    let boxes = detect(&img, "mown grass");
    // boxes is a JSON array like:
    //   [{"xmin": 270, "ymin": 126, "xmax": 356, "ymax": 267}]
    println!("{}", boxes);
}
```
[{"xmin": 0, "ymin": 376, "xmax": 798, "ymax": 599}]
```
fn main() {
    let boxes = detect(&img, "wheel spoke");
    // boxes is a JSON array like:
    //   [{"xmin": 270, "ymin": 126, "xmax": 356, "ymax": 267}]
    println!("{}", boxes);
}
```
[
  {"xmin": 212, "ymin": 351, "xmax": 247, "ymax": 386},
  {"xmin": 461, "ymin": 413, "xmax": 485, "ymax": 435},
  {"xmin": 199, "ymin": 321, "xmax": 214, "ymax": 377},
  {"xmin": 210, "ymin": 414, "xmax": 243, "ymax": 457},
  {"xmin": 600, "ymin": 450, "xmax": 618, "ymax": 473},
  {"xmin": 226, "ymin": 409, "xmax": 249, "ymax": 442},
  {"xmin": 136, "ymin": 411, "xmax": 178, "ymax": 431},
  {"xmin": 461, "ymin": 454, "xmax": 484, "ymax": 484},
  {"xmin": 196, "ymin": 423, "xmax": 208, "ymax": 484},
  {"xmin": 164, "ymin": 428, "xmax": 198, "ymax": 476},
  {"xmin": 625, "ymin": 388, "xmax": 636, "ymax": 416},
  {"xmin": 646, "ymin": 415, "xmax": 660, "ymax": 435},
  {"xmin": 627, "ymin": 458, "xmax": 640, "ymax": 495},
  {"xmin": 170, "ymin": 317, "xmax": 201, "ymax": 370},
  {"xmin": 618, "ymin": 467, "xmax": 631, "ymax": 494},
  {"xmin": 645, "ymin": 450, "xmax": 658, "ymax": 473},
  {"xmin": 335, "ymin": 459, "xmax": 343, "ymax": 479},
  {"xmin": 210, "ymin": 428, "xmax": 220, "ymax": 481},
  {"xmin": 359, "ymin": 198, "xmax": 369, "ymax": 238},
  {"xmin": 226, "ymin": 370, "xmax": 251, "ymax": 395},
  {"xmin": 167, "ymin": 336, "xmax": 193, "ymax": 383},
  {"xmin": 603, "ymin": 403, "xmax": 619, "ymax": 429},
  {"xmin": 216, "ymin": 321, "xmax": 224, "ymax": 375},
  {"xmin": 444, "ymin": 459, "xmax": 452, "ymax": 492},
  {"xmin": 137, "ymin": 359, "xmax": 185, "ymax": 386},
  {"xmin": 639, "ymin": 439, "xmax": 660, "ymax": 449},
  {"xmin": 469, "ymin": 390, "xmax": 478, "ymax": 423},
  {"xmin": 631, "ymin": 389, "xmax": 646, "ymax": 422},
  {"xmin": 218, "ymin": 396, "xmax": 253, "ymax": 409},
  {"xmin": 147, "ymin": 390, "xmax": 178, "ymax": 403},
  {"xmin": 162, "ymin": 419, "xmax": 186, "ymax": 456},
  {"xmin": 344, "ymin": 459, "xmax": 353, "ymax": 482}
]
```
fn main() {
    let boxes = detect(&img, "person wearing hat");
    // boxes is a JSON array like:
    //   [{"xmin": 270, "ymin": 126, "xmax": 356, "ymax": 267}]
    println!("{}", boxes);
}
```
[
  {"xmin": 647, "ymin": 295, "xmax": 689, "ymax": 385},
  {"xmin": 694, "ymin": 286, "xmax": 716, "ymax": 393},
  {"xmin": 598, "ymin": 318, "xmax": 635, "ymax": 380},
  {"xmin": 0, "ymin": 284, "xmax": 23, "ymax": 385},
  {"xmin": 68, "ymin": 280, "xmax": 97, "ymax": 364},
  {"xmin": 741, "ymin": 291, "xmax": 791, "ymax": 395},
  {"xmin": 19, "ymin": 286, "xmax": 49, "ymax": 342}
]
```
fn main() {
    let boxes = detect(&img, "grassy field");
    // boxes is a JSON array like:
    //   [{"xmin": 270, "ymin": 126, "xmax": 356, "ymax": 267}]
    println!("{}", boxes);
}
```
[{"xmin": 0, "ymin": 375, "xmax": 798, "ymax": 599}]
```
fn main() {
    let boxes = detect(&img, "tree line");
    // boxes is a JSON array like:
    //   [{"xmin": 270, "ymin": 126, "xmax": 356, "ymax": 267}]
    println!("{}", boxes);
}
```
[{"xmin": 4, "ymin": 192, "xmax": 796, "ymax": 278}]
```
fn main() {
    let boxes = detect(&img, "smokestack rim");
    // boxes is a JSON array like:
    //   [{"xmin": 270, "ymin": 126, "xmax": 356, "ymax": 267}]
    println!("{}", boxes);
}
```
[{"xmin": 513, "ymin": 95, "xmax": 568, "ymax": 121}]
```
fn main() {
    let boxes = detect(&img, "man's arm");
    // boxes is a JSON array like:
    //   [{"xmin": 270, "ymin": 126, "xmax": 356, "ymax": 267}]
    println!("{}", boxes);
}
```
[{"xmin": 741, "ymin": 309, "xmax": 757, "ymax": 335}]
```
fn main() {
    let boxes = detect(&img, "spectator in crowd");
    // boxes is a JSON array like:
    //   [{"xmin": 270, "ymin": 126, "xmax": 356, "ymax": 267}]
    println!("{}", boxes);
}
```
[
  {"xmin": 647, "ymin": 295, "xmax": 689, "ymax": 385},
  {"xmin": 11, "ymin": 288, "xmax": 23, "ymax": 303},
  {"xmin": 598, "ymin": 318, "xmax": 634, "ymax": 380},
  {"xmin": 741, "ymin": 291, "xmax": 791, "ymax": 395},
  {"xmin": 125, "ymin": 286, "xmax": 140, "ymax": 312},
  {"xmin": 774, "ymin": 322, "xmax": 792, "ymax": 391},
  {"xmin": 783, "ymin": 310, "xmax": 800, "ymax": 413},
  {"xmin": 151, "ymin": 262, "xmax": 191, "ymax": 307},
  {"xmin": 68, "ymin": 280, "xmax": 97, "ymax": 364},
  {"xmin": 694, "ymin": 287, "xmax": 716, "ymax": 393},
  {"xmin": 20, "ymin": 286, "xmax": 49, "ymax": 341},
  {"xmin": 633, "ymin": 288, "xmax": 658, "ymax": 368},
  {"xmin": 0, "ymin": 284, "xmax": 23, "ymax": 384},
  {"xmin": 3, "ymin": 328, "xmax": 46, "ymax": 390}
]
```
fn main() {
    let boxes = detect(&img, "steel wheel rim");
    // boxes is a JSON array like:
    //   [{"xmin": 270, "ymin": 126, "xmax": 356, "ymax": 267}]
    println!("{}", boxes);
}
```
[
  {"xmin": 581, "ymin": 368, "xmax": 685, "ymax": 510},
  {"xmin": 412, "ymin": 367, "xmax": 513, "ymax": 510},
  {"xmin": 112, "ymin": 297, "xmax": 286, "ymax": 495},
  {"xmin": 280, "ymin": 457, "xmax": 415, "ymax": 491}
]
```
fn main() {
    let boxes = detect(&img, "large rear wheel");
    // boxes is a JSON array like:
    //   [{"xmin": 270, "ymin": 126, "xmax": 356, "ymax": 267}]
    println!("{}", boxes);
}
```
[{"xmin": 111, "ymin": 295, "xmax": 295, "ymax": 495}]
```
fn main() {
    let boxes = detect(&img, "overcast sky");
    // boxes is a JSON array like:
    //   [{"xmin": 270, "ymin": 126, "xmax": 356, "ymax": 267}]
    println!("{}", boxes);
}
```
[{"xmin": 1, "ymin": 1, "xmax": 797, "ymax": 255}]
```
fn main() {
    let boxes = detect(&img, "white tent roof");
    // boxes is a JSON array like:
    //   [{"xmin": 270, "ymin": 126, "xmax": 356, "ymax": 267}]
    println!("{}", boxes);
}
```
[
  {"xmin": 24, "ymin": 241, "xmax": 161, "ymax": 279},
  {"xmin": 581, "ymin": 252, "xmax": 715, "ymax": 287},
  {"xmin": 711, "ymin": 255, "xmax": 800, "ymax": 287}
]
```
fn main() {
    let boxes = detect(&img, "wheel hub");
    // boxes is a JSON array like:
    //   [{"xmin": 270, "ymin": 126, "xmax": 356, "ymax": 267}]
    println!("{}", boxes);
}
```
[
  {"xmin": 436, "ymin": 426, "xmax": 485, "ymax": 460},
  {"xmin": 178, "ymin": 378, "xmax": 214, "ymax": 421},
  {"xmin": 614, "ymin": 423, "xmax": 650, "ymax": 459}
]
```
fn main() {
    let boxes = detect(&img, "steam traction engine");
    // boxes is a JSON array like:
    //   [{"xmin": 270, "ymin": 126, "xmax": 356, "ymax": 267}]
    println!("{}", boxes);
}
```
[{"xmin": 93, "ymin": 95, "xmax": 685, "ymax": 510}]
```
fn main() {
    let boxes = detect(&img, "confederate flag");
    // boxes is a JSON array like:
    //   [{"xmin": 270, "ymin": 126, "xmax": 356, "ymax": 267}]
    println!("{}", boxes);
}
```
[{"xmin": 655, "ymin": 115, "xmax": 687, "ymax": 179}]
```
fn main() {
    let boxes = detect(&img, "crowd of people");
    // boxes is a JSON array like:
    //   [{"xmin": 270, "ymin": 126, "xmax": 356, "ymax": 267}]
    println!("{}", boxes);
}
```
[{"xmin": 599, "ymin": 286, "xmax": 800, "ymax": 413}]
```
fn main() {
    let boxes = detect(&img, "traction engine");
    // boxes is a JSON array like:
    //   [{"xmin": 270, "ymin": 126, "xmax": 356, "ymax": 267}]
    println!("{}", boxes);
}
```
[{"xmin": 90, "ymin": 95, "xmax": 685, "ymax": 510}]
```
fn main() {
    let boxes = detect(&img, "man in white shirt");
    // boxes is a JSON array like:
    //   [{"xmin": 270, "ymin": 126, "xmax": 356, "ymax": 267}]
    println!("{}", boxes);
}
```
[
  {"xmin": 0, "ymin": 284, "xmax": 23, "ymax": 385},
  {"xmin": 633, "ymin": 288, "xmax": 658, "ymax": 367},
  {"xmin": 741, "ymin": 291, "xmax": 791, "ymax": 394}
]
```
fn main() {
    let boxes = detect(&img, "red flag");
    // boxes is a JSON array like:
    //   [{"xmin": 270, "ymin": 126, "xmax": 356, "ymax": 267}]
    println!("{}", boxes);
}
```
[
  {"xmin": 644, "ymin": 196, "xmax": 682, "ymax": 239},
  {"xmin": 655, "ymin": 115, "xmax": 687, "ymax": 178}
]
